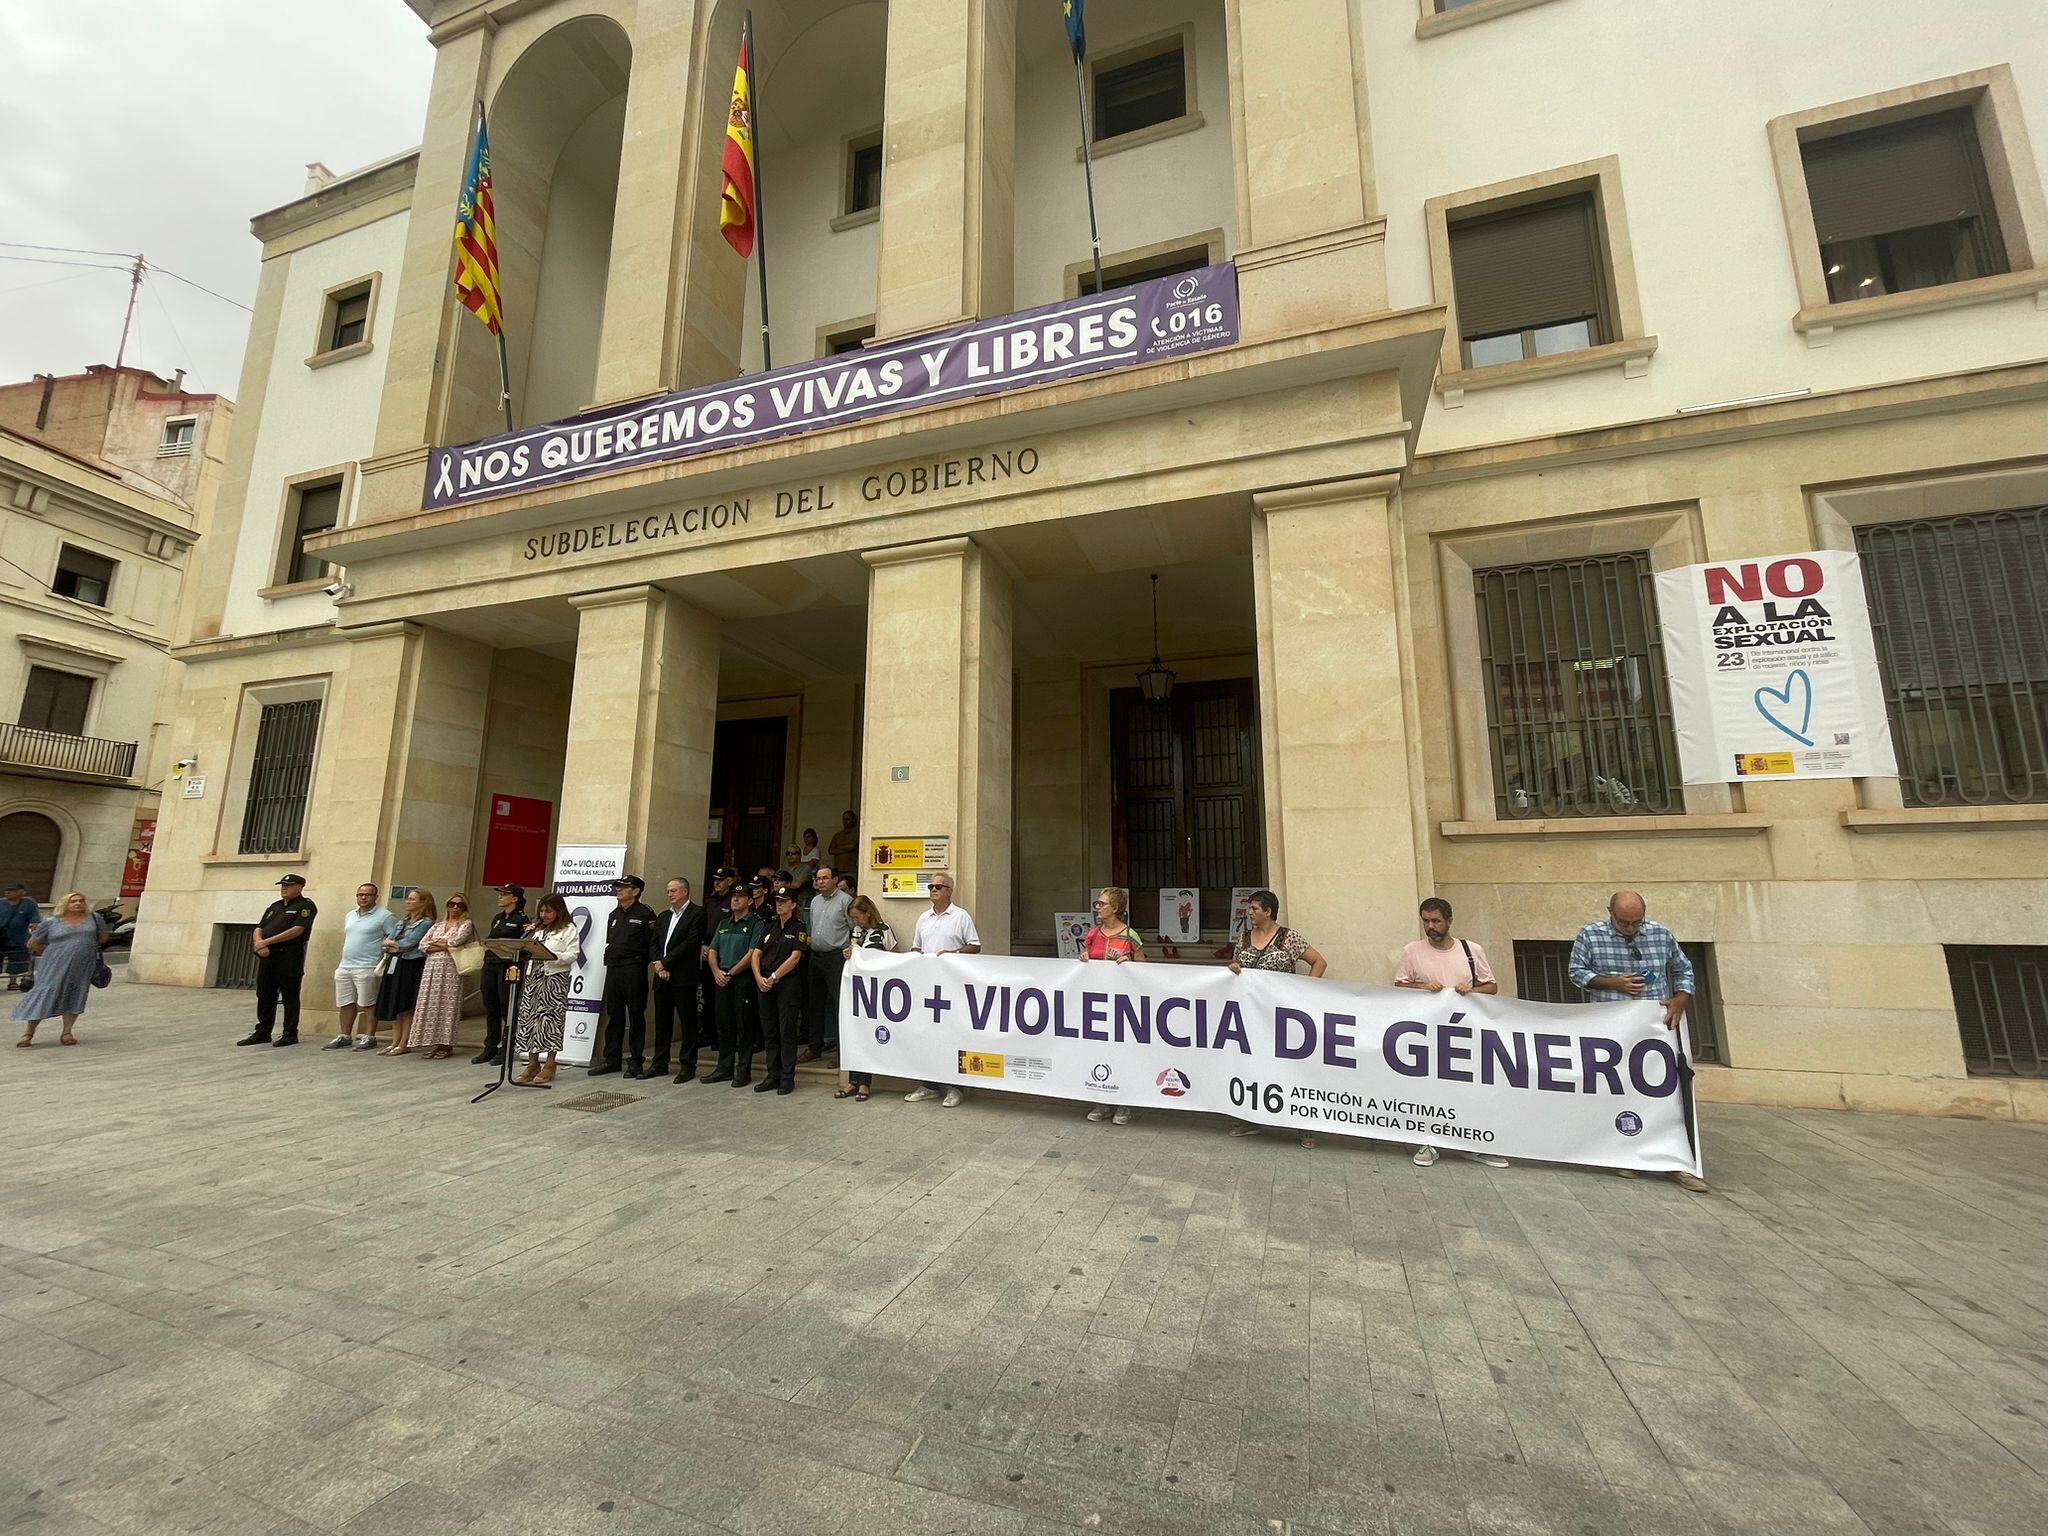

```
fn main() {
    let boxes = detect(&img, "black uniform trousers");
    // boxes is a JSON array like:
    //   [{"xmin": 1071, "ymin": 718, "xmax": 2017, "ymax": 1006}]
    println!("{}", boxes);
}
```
[
  {"xmin": 750, "ymin": 966, "xmax": 806, "ymax": 1088},
  {"xmin": 599, "ymin": 965, "xmax": 648, "ymax": 1070},
  {"xmin": 712, "ymin": 973, "xmax": 756, "ymax": 1079},
  {"xmin": 805, "ymin": 947, "xmax": 844, "ymax": 1054},
  {"xmin": 647, "ymin": 967, "xmax": 700, "ymax": 1074},
  {"xmin": 254, "ymin": 949, "xmax": 305, "ymax": 1040},
  {"xmin": 480, "ymin": 960, "xmax": 512, "ymax": 1054}
]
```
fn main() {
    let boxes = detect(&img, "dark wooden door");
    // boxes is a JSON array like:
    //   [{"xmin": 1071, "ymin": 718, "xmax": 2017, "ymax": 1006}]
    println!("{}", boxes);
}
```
[
  {"xmin": 1109, "ymin": 679, "xmax": 1263, "ymax": 934},
  {"xmin": 706, "ymin": 716, "xmax": 787, "ymax": 889},
  {"xmin": 0, "ymin": 811, "xmax": 62, "ymax": 902}
]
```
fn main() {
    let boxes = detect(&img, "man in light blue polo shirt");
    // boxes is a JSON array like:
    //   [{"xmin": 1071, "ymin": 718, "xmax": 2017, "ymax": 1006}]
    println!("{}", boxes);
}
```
[{"xmin": 325, "ymin": 883, "xmax": 398, "ymax": 1050}]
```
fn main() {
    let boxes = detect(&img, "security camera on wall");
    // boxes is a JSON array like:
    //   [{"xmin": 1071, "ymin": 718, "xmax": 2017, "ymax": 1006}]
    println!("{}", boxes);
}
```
[{"xmin": 322, "ymin": 579, "xmax": 352, "ymax": 600}]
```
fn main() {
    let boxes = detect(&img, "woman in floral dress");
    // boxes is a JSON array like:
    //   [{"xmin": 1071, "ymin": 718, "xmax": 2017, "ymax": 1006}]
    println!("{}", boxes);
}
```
[
  {"xmin": 1226, "ymin": 888, "xmax": 1328, "ymax": 1148},
  {"xmin": 401, "ymin": 893, "xmax": 475, "ymax": 1059}
]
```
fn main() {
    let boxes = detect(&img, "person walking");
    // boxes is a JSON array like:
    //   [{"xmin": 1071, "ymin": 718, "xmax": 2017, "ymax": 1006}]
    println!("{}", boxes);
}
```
[
  {"xmin": 2, "ymin": 882, "xmax": 41, "ymax": 993},
  {"xmin": 474, "ymin": 885, "xmax": 528, "ymax": 1065},
  {"xmin": 835, "ymin": 894, "xmax": 895, "ymax": 1102},
  {"xmin": 800, "ymin": 862, "xmax": 851, "ymax": 1065},
  {"xmin": 373, "ymin": 891, "xmax": 434, "ymax": 1053},
  {"xmin": 906, "ymin": 873, "xmax": 979, "ymax": 1107},
  {"xmin": 514, "ymin": 892, "xmax": 580, "ymax": 1084},
  {"xmin": 1076, "ymin": 887, "xmax": 1144, "ymax": 1125},
  {"xmin": 1394, "ymin": 897, "xmax": 1510, "ymax": 1169},
  {"xmin": 399, "ymin": 892, "xmax": 475, "ymax": 1059},
  {"xmin": 12, "ymin": 892, "xmax": 107, "ymax": 1047},
  {"xmin": 590, "ymin": 875, "xmax": 656, "ymax": 1077},
  {"xmin": 645, "ymin": 877, "xmax": 706, "ymax": 1082},
  {"xmin": 1226, "ymin": 889, "xmax": 1327, "ymax": 1147},
  {"xmin": 323, "ymin": 884, "xmax": 397, "ymax": 1049},
  {"xmin": 703, "ymin": 884, "xmax": 765, "ymax": 1085},
  {"xmin": 236, "ymin": 875, "xmax": 318, "ymax": 1047},
  {"xmin": 1570, "ymin": 891, "xmax": 1708, "ymax": 1192},
  {"xmin": 751, "ymin": 884, "xmax": 809, "ymax": 1095}
]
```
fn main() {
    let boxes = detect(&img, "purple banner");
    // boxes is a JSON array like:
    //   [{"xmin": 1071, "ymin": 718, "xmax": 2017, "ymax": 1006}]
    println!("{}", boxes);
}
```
[{"xmin": 423, "ymin": 263, "xmax": 1239, "ymax": 510}]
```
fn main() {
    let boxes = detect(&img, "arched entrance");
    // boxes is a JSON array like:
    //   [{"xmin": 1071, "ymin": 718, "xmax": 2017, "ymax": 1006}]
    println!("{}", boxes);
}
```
[{"xmin": 0, "ymin": 811, "xmax": 62, "ymax": 901}]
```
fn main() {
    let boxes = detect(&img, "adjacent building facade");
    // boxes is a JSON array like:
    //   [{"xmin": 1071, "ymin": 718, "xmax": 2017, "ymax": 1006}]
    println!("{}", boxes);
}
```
[
  {"xmin": 132, "ymin": 0, "xmax": 2047, "ymax": 1116},
  {"xmin": 0, "ymin": 366, "xmax": 230, "ymax": 906}
]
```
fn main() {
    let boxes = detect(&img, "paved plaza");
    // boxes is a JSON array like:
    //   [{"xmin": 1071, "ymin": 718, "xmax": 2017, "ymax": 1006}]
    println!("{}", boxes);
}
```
[{"xmin": 3, "ymin": 980, "xmax": 2046, "ymax": 1536}]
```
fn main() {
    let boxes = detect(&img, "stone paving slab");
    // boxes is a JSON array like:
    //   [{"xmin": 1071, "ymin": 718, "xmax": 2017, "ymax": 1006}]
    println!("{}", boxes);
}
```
[{"xmin": 3, "ymin": 980, "xmax": 2047, "ymax": 1534}]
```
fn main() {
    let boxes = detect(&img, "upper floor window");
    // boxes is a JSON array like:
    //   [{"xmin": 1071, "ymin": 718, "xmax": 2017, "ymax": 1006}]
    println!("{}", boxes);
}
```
[
  {"xmin": 1802, "ymin": 109, "xmax": 2007, "ymax": 304},
  {"xmin": 52, "ymin": 544, "xmax": 115, "ymax": 607},
  {"xmin": 1094, "ymin": 38, "xmax": 1186, "ymax": 143},
  {"xmin": 330, "ymin": 287, "xmax": 370, "ymax": 349},
  {"xmin": 19, "ymin": 665, "xmax": 92, "ymax": 737},
  {"xmin": 1449, "ymin": 194, "xmax": 1608, "ymax": 369},
  {"xmin": 845, "ymin": 132, "xmax": 883, "ymax": 218},
  {"xmin": 285, "ymin": 479, "xmax": 343, "ymax": 585},
  {"xmin": 239, "ymin": 698, "xmax": 322, "ymax": 856},
  {"xmin": 159, "ymin": 418, "xmax": 195, "ymax": 457},
  {"xmin": 1076, "ymin": 240, "xmax": 1214, "ymax": 298},
  {"xmin": 311, "ymin": 275, "xmax": 378, "ymax": 364},
  {"xmin": 821, "ymin": 321, "xmax": 875, "ymax": 358}
]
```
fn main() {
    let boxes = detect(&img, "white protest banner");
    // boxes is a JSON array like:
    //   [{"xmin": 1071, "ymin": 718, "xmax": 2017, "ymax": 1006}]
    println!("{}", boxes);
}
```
[
  {"xmin": 1656, "ymin": 550, "xmax": 1897, "ymax": 784},
  {"xmin": 841, "ymin": 951, "xmax": 1701, "ymax": 1176},
  {"xmin": 550, "ymin": 843, "xmax": 625, "ymax": 1066}
]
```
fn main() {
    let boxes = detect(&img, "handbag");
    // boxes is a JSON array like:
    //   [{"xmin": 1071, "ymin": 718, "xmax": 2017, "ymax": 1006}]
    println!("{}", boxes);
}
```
[
  {"xmin": 91, "ymin": 960, "xmax": 113, "ymax": 989},
  {"xmin": 452, "ymin": 938, "xmax": 486, "ymax": 977}
]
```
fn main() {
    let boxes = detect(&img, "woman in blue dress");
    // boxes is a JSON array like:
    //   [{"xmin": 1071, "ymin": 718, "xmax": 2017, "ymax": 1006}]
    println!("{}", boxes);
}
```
[{"xmin": 14, "ymin": 892, "xmax": 109, "ymax": 1047}]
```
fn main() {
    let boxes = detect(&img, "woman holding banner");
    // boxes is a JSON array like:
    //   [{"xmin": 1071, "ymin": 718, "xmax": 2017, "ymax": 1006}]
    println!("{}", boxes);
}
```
[
  {"xmin": 1227, "ymin": 889, "xmax": 1328, "ymax": 1148},
  {"xmin": 834, "ymin": 894, "xmax": 894, "ymax": 1103},
  {"xmin": 1077, "ymin": 887, "xmax": 1144, "ymax": 1126}
]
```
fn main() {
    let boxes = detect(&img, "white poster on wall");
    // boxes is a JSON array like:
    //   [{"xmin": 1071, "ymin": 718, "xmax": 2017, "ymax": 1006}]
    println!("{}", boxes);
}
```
[
  {"xmin": 550, "ymin": 843, "xmax": 627, "ymax": 1066},
  {"xmin": 1655, "ymin": 550, "xmax": 1898, "ymax": 785},
  {"xmin": 1053, "ymin": 912, "xmax": 1091, "ymax": 959},
  {"xmin": 1159, "ymin": 887, "xmax": 1199, "ymax": 943}
]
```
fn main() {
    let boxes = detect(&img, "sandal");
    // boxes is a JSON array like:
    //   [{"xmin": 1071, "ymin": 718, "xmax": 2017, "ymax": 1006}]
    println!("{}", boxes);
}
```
[
  {"xmin": 856, "ymin": 1087, "xmax": 869, "ymax": 1102},
  {"xmin": 833, "ymin": 1084, "xmax": 860, "ymax": 1099},
  {"xmin": 426, "ymin": 1046, "xmax": 453, "ymax": 1060},
  {"xmin": 59, "ymin": 1033, "xmax": 78, "ymax": 1046},
  {"xmin": 15, "ymin": 1030, "xmax": 32, "ymax": 1048},
  {"xmin": 1298, "ymin": 1135, "xmax": 1318, "ymax": 1150},
  {"xmin": 1227, "ymin": 1124, "xmax": 1261, "ymax": 1137},
  {"xmin": 379, "ymin": 1046, "xmax": 411, "ymax": 1056}
]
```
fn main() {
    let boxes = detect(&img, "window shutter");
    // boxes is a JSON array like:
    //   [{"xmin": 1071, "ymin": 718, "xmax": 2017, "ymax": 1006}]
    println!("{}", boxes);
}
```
[
  {"xmin": 21, "ymin": 667, "xmax": 91, "ymax": 736},
  {"xmin": 296, "ymin": 481, "xmax": 342, "ymax": 537},
  {"xmin": 1449, "ymin": 195, "xmax": 1603, "ymax": 340},
  {"xmin": 1802, "ymin": 110, "xmax": 1984, "ymax": 245},
  {"xmin": 1857, "ymin": 511, "xmax": 2048, "ymax": 694}
]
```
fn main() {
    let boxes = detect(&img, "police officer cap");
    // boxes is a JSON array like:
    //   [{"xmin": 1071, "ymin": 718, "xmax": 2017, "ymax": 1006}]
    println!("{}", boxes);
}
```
[
  {"xmin": 613, "ymin": 875, "xmax": 645, "ymax": 891},
  {"xmin": 276, "ymin": 874, "xmax": 306, "ymax": 887}
]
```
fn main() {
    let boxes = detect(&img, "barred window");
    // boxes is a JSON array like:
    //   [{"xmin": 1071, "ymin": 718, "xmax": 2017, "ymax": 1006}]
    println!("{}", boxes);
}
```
[
  {"xmin": 1856, "ymin": 508, "xmax": 2048, "ymax": 806},
  {"xmin": 238, "ymin": 699, "xmax": 321, "ymax": 855},
  {"xmin": 1946, "ymin": 945, "xmax": 2046, "ymax": 1077},
  {"xmin": 1514, "ymin": 938, "xmax": 1724, "ymax": 1065},
  {"xmin": 1474, "ymin": 552, "xmax": 1682, "ymax": 818}
]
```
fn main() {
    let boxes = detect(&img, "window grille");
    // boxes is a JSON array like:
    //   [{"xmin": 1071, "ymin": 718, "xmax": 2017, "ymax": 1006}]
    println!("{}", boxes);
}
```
[
  {"xmin": 1856, "ymin": 508, "xmax": 2048, "ymax": 806},
  {"xmin": 1474, "ymin": 552, "xmax": 1682, "ymax": 818},
  {"xmin": 1514, "ymin": 938, "xmax": 1724, "ymax": 1065},
  {"xmin": 214, "ymin": 925, "xmax": 259, "ymax": 990},
  {"xmin": 238, "ymin": 699, "xmax": 321, "ymax": 855},
  {"xmin": 1946, "ymin": 946, "xmax": 2047, "ymax": 1077}
]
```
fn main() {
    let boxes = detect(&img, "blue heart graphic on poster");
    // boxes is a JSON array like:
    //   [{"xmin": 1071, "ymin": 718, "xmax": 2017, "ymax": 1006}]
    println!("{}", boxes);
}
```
[{"xmin": 1754, "ymin": 669, "xmax": 1814, "ymax": 745}]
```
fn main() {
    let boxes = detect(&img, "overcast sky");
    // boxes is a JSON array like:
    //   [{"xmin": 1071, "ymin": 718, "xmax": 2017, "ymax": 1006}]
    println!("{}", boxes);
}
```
[{"xmin": 0, "ymin": 0, "xmax": 435, "ymax": 399}]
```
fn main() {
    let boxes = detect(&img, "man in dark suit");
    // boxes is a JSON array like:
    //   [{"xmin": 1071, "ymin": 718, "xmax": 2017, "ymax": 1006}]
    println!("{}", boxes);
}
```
[
  {"xmin": 641, "ymin": 876, "xmax": 707, "ymax": 1082},
  {"xmin": 590, "ymin": 875, "xmax": 656, "ymax": 1076}
]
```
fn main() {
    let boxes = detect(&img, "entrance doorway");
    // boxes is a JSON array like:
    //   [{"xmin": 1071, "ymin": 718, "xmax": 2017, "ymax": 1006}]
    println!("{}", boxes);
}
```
[
  {"xmin": 707, "ymin": 716, "xmax": 787, "ymax": 888},
  {"xmin": 1110, "ymin": 678, "xmax": 1264, "ymax": 933},
  {"xmin": 0, "ymin": 811, "xmax": 62, "ymax": 901}
]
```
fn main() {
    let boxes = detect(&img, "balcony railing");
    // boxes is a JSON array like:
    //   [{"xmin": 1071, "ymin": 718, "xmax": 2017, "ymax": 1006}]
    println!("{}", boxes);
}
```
[{"xmin": 0, "ymin": 722, "xmax": 138, "ymax": 780}]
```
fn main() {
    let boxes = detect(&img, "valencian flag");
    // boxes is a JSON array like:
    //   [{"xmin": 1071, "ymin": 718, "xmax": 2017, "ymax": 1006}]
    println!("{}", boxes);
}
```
[
  {"xmin": 719, "ymin": 29, "xmax": 759, "ymax": 257},
  {"xmin": 452, "ymin": 109, "xmax": 503, "ymax": 335},
  {"xmin": 1063, "ymin": 0, "xmax": 1085, "ymax": 63}
]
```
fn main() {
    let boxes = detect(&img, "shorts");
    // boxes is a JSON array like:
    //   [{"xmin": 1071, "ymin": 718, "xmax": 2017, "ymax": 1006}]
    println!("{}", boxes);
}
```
[{"xmin": 334, "ymin": 966, "xmax": 381, "ymax": 1008}]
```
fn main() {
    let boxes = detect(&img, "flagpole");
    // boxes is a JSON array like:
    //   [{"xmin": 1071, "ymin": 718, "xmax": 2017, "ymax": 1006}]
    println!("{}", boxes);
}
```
[
  {"xmin": 746, "ymin": 9, "xmax": 774, "ymax": 371},
  {"xmin": 1071, "ymin": 52, "xmax": 1104, "ymax": 295},
  {"xmin": 476, "ymin": 98, "xmax": 516, "ymax": 434}
]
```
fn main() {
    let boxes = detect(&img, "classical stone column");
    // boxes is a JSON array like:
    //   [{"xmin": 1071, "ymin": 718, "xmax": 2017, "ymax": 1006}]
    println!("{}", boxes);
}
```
[
  {"xmin": 873, "ymin": 0, "xmax": 1016, "ymax": 340},
  {"xmin": 558, "ymin": 586, "xmax": 721, "ymax": 885},
  {"xmin": 860, "ymin": 538, "xmax": 1013, "ymax": 949},
  {"xmin": 1223, "ymin": 0, "xmax": 1387, "ymax": 338},
  {"xmin": 1251, "ymin": 478, "xmax": 1429, "ymax": 984}
]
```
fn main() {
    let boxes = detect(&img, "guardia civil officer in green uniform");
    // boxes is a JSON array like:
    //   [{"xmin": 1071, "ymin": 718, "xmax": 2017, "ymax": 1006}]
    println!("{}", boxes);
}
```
[
  {"xmin": 750, "ymin": 884, "xmax": 809, "ymax": 1095},
  {"xmin": 702, "ymin": 884, "xmax": 765, "ymax": 1086},
  {"xmin": 236, "ymin": 875, "xmax": 318, "ymax": 1047}
]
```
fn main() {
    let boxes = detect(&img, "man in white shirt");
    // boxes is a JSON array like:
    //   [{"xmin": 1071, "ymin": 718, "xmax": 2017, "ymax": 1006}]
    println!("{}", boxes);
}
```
[
  {"xmin": 907, "ymin": 873, "xmax": 979, "ymax": 1107},
  {"xmin": 1393, "ymin": 896, "xmax": 1509, "ymax": 1171}
]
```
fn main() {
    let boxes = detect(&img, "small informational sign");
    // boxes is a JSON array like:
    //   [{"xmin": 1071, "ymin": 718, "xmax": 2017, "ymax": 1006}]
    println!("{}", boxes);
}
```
[
  {"xmin": 551, "ymin": 843, "xmax": 627, "ymax": 1066},
  {"xmin": 1655, "ymin": 550, "xmax": 1898, "ymax": 783},
  {"xmin": 120, "ymin": 818, "xmax": 156, "ymax": 899},
  {"xmin": 1160, "ymin": 887, "xmax": 1199, "ymax": 943},
  {"xmin": 1053, "ymin": 912, "xmax": 1091, "ymax": 959},
  {"xmin": 881, "ymin": 869, "xmax": 935, "ymax": 899},
  {"xmin": 869, "ymin": 835, "xmax": 950, "ymax": 871},
  {"xmin": 482, "ymin": 793, "xmax": 552, "ymax": 890},
  {"xmin": 1229, "ymin": 888, "xmax": 1260, "ymax": 939},
  {"xmin": 181, "ymin": 776, "xmax": 206, "ymax": 799}
]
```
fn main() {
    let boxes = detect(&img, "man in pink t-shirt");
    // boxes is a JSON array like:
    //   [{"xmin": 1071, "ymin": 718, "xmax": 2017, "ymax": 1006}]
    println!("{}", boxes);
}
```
[{"xmin": 1393, "ymin": 897, "xmax": 1510, "ymax": 1172}]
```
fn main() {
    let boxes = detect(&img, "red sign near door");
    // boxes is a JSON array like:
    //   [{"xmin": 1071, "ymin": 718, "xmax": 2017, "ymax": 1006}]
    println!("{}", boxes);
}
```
[
  {"xmin": 120, "ymin": 818, "xmax": 156, "ymax": 898},
  {"xmin": 482, "ymin": 794, "xmax": 553, "ymax": 889}
]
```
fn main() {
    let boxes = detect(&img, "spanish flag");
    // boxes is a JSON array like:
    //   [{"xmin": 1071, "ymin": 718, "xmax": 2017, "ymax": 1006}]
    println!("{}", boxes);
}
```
[
  {"xmin": 453, "ymin": 109, "xmax": 503, "ymax": 335},
  {"xmin": 719, "ymin": 29, "xmax": 758, "ymax": 257}
]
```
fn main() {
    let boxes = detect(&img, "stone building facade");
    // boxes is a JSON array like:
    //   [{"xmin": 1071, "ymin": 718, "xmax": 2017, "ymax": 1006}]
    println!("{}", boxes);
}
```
[{"xmin": 132, "ymin": 0, "xmax": 2048, "ymax": 1117}]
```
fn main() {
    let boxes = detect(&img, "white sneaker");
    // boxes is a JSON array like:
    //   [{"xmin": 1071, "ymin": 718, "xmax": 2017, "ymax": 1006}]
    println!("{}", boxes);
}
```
[
  {"xmin": 941, "ymin": 1087, "xmax": 965, "ymax": 1108},
  {"xmin": 1412, "ymin": 1145, "xmax": 1439, "ymax": 1167},
  {"xmin": 1086, "ymin": 1105, "xmax": 1111, "ymax": 1122},
  {"xmin": 353, "ymin": 1036, "xmax": 377, "ymax": 1050},
  {"xmin": 1112, "ymin": 1107, "xmax": 1132, "ymax": 1127},
  {"xmin": 322, "ymin": 1034, "xmax": 352, "ymax": 1050},
  {"xmin": 1469, "ymin": 1153, "xmax": 1510, "ymax": 1169},
  {"xmin": 904, "ymin": 1087, "xmax": 938, "ymax": 1102}
]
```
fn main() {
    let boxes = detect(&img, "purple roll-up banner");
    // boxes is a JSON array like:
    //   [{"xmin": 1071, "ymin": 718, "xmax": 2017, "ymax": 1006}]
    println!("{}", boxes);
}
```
[{"xmin": 423, "ymin": 262, "xmax": 1240, "ymax": 510}]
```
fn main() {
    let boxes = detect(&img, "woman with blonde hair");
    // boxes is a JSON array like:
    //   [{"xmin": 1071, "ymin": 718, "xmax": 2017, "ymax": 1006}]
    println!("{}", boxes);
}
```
[
  {"xmin": 1076, "ymin": 886, "xmax": 1144, "ymax": 1124},
  {"xmin": 374, "ymin": 889, "xmax": 435, "ymax": 1054},
  {"xmin": 833, "ymin": 893, "xmax": 895, "ymax": 1103},
  {"xmin": 13, "ymin": 892, "xmax": 108, "ymax": 1047},
  {"xmin": 401, "ymin": 891, "xmax": 475, "ymax": 1059}
]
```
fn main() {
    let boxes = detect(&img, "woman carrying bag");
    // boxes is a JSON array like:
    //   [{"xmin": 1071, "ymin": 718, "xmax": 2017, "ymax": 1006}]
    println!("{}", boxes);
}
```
[
  {"xmin": 401, "ymin": 892, "xmax": 477, "ymax": 1059},
  {"xmin": 13, "ymin": 892, "xmax": 109, "ymax": 1047}
]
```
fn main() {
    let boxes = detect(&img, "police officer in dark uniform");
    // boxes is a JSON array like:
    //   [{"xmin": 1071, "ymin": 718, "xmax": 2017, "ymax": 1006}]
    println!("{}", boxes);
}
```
[
  {"xmin": 590, "ymin": 875, "xmax": 656, "ymax": 1076},
  {"xmin": 474, "ymin": 884, "xmax": 529, "ymax": 1065},
  {"xmin": 236, "ymin": 875, "xmax": 318, "ymax": 1047},
  {"xmin": 702, "ymin": 884, "xmax": 764, "ymax": 1085},
  {"xmin": 751, "ymin": 884, "xmax": 809, "ymax": 1095}
]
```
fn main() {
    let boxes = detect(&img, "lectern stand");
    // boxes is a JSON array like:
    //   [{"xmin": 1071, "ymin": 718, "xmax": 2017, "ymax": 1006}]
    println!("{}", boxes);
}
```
[{"xmin": 472, "ymin": 937, "xmax": 558, "ymax": 1104}]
